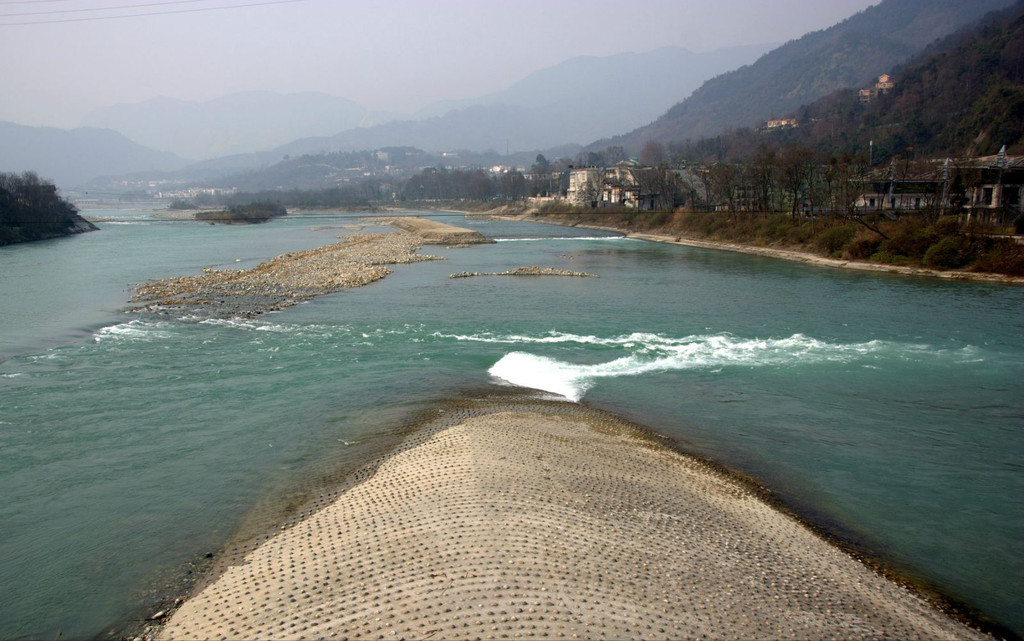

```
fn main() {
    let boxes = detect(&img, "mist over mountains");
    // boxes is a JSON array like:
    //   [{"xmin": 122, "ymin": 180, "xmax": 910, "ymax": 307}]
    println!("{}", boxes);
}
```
[
  {"xmin": 79, "ymin": 44, "xmax": 773, "ymax": 162},
  {"xmin": 0, "ymin": 44, "xmax": 771, "ymax": 188},
  {"xmin": 403, "ymin": 45, "xmax": 774, "ymax": 148},
  {"xmin": 80, "ymin": 91, "xmax": 377, "ymax": 161},
  {"xmin": 1, "ymin": 0, "xmax": 1018, "ymax": 192},
  {"xmin": 0, "ymin": 122, "xmax": 185, "ymax": 188}
]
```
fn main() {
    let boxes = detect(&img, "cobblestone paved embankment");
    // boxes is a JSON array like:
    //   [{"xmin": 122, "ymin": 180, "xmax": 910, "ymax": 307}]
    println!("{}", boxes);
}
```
[{"xmin": 156, "ymin": 399, "xmax": 987, "ymax": 641}]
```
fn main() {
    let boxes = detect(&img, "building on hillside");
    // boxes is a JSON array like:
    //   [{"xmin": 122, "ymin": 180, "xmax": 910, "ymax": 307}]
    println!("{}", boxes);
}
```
[
  {"xmin": 765, "ymin": 118, "xmax": 798, "ymax": 130},
  {"xmin": 875, "ymin": 74, "xmax": 895, "ymax": 93},
  {"xmin": 859, "ymin": 74, "xmax": 896, "ymax": 103},
  {"xmin": 854, "ymin": 149, "xmax": 1023, "ymax": 223}
]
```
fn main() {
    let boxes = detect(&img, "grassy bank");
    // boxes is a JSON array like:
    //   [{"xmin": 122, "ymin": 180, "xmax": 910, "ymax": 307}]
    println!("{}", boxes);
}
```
[{"xmin": 535, "ymin": 206, "xmax": 1024, "ymax": 278}]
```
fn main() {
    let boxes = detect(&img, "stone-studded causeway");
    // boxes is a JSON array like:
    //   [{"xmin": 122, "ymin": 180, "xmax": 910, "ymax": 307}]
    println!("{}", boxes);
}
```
[{"xmin": 156, "ymin": 399, "xmax": 986, "ymax": 640}]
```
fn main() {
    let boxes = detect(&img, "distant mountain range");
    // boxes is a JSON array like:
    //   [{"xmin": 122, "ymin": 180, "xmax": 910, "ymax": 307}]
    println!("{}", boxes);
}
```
[
  {"xmin": 401, "ymin": 45, "xmax": 774, "ymax": 149},
  {"xmin": 599, "ymin": 0, "xmax": 1017, "ymax": 152},
  {"xmin": 1, "ymin": 44, "xmax": 774, "ymax": 188},
  {"xmin": 0, "ymin": 122, "xmax": 185, "ymax": 188},
  {"xmin": 4, "ymin": 0, "xmax": 1016, "ymax": 192},
  {"xmin": 81, "ymin": 45, "xmax": 773, "ymax": 162},
  {"xmin": 167, "ymin": 46, "xmax": 767, "ymax": 178},
  {"xmin": 80, "ymin": 91, "xmax": 377, "ymax": 161}
]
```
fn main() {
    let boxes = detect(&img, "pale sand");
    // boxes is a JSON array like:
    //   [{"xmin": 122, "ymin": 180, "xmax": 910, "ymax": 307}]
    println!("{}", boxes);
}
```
[
  {"xmin": 157, "ymin": 400, "xmax": 986, "ymax": 640},
  {"xmin": 378, "ymin": 216, "xmax": 493, "ymax": 244}
]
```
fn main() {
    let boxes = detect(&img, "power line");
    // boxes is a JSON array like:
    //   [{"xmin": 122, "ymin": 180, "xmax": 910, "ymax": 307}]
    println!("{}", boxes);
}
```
[
  {"xmin": 3, "ymin": 0, "xmax": 210, "ymax": 18},
  {"xmin": 0, "ymin": 0, "xmax": 307, "ymax": 26}
]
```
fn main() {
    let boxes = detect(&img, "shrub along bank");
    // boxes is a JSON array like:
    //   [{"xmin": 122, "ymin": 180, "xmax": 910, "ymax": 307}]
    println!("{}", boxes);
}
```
[
  {"xmin": 195, "ymin": 201, "xmax": 287, "ymax": 224},
  {"xmin": 541, "ymin": 209, "xmax": 1024, "ymax": 277}
]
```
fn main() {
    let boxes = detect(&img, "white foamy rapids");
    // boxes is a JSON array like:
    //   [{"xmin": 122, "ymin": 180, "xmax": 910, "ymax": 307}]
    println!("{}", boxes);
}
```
[
  {"xmin": 435, "ymin": 330, "xmax": 670, "ymax": 347},
  {"xmin": 199, "ymin": 317, "xmax": 307, "ymax": 333},
  {"xmin": 93, "ymin": 320, "xmax": 173, "ymax": 343},
  {"xmin": 486, "ymin": 333, "xmax": 898, "ymax": 401},
  {"xmin": 197, "ymin": 318, "xmax": 363, "ymax": 341}
]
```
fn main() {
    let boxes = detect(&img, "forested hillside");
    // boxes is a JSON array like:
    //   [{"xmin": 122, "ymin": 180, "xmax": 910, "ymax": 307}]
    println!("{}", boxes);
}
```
[
  {"xmin": 669, "ymin": 2, "xmax": 1024, "ymax": 163},
  {"xmin": 850, "ymin": 2, "xmax": 1024, "ymax": 157},
  {"xmin": 601, "ymin": 0, "xmax": 1014, "ymax": 152},
  {"xmin": 0, "ymin": 172, "xmax": 97, "ymax": 246}
]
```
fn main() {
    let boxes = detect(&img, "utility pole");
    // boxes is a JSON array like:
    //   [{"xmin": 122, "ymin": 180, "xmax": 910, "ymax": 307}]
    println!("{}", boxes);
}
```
[{"xmin": 940, "ymin": 158, "xmax": 950, "ymax": 216}]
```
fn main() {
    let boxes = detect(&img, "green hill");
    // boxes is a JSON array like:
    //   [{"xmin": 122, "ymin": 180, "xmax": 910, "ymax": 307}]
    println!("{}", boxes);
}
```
[
  {"xmin": 600, "ymin": 0, "xmax": 1015, "ymax": 153},
  {"xmin": 671, "ymin": 2, "xmax": 1024, "ymax": 163},
  {"xmin": 835, "ymin": 2, "xmax": 1024, "ymax": 158}
]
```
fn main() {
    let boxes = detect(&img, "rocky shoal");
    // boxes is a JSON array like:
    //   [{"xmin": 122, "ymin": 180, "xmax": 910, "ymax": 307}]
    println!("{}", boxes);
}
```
[{"xmin": 128, "ymin": 232, "xmax": 441, "ymax": 318}]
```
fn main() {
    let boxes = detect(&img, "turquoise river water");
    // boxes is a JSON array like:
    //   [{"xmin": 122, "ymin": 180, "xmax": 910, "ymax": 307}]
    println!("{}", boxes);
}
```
[{"xmin": 1, "ymin": 209, "xmax": 1021, "ymax": 639}]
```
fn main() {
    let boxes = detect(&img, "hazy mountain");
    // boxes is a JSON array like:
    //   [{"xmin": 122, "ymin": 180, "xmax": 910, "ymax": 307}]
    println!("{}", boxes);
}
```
[
  {"xmin": 273, "ymin": 104, "xmax": 553, "ymax": 157},
  {"xmin": 80, "ymin": 91, "xmax": 372, "ymax": 161},
  {"xmin": 599, "ymin": 0, "xmax": 1017, "ymax": 152},
  {"xmin": 412, "ymin": 45, "xmax": 774, "ymax": 144},
  {"xmin": 242, "ymin": 45, "xmax": 774, "ymax": 161},
  {"xmin": 0, "ymin": 122, "xmax": 185, "ymax": 188}
]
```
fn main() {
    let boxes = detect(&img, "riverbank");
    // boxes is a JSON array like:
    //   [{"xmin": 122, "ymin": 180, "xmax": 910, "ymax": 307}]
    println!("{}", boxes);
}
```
[
  {"xmin": 630, "ymin": 230, "xmax": 1024, "ymax": 283},
  {"xmin": 523, "ymin": 215, "xmax": 1024, "ymax": 284},
  {"xmin": 428, "ymin": 205, "xmax": 1023, "ymax": 284},
  {"xmin": 152, "ymin": 397, "xmax": 988, "ymax": 640}
]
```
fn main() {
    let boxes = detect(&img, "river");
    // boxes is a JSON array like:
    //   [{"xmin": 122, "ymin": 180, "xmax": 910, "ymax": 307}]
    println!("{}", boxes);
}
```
[{"xmin": 1, "ymin": 208, "xmax": 1021, "ymax": 639}]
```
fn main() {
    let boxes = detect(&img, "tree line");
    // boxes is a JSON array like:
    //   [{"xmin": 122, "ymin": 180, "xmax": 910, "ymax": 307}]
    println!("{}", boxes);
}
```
[
  {"xmin": 0, "ymin": 172, "xmax": 95, "ymax": 246},
  {"xmin": 195, "ymin": 201, "xmax": 288, "ymax": 224}
]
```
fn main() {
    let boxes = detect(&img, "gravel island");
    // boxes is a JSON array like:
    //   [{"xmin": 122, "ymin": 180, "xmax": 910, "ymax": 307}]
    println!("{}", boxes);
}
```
[
  {"xmin": 128, "ymin": 229, "xmax": 442, "ymax": 318},
  {"xmin": 127, "ymin": 217, "xmax": 503, "ymax": 317}
]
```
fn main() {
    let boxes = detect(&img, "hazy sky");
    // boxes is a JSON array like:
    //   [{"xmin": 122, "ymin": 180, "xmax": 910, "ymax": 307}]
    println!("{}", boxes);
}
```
[{"xmin": 2, "ymin": 0, "xmax": 877, "ymax": 128}]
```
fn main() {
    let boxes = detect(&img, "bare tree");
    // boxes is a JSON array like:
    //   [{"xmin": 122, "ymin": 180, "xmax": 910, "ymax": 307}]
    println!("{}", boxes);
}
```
[
  {"xmin": 779, "ymin": 146, "xmax": 814, "ymax": 219},
  {"xmin": 640, "ymin": 141, "xmax": 667, "ymax": 168},
  {"xmin": 709, "ymin": 164, "xmax": 740, "ymax": 214},
  {"xmin": 753, "ymin": 145, "xmax": 778, "ymax": 215}
]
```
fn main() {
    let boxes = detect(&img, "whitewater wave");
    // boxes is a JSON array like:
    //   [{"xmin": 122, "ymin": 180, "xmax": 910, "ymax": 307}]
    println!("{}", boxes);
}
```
[
  {"xmin": 484, "ymin": 332, "xmax": 914, "ymax": 402},
  {"xmin": 93, "ymin": 320, "xmax": 173, "ymax": 343},
  {"xmin": 437, "ymin": 329, "xmax": 707, "ymax": 349},
  {"xmin": 199, "ymin": 317, "xmax": 311, "ymax": 333}
]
